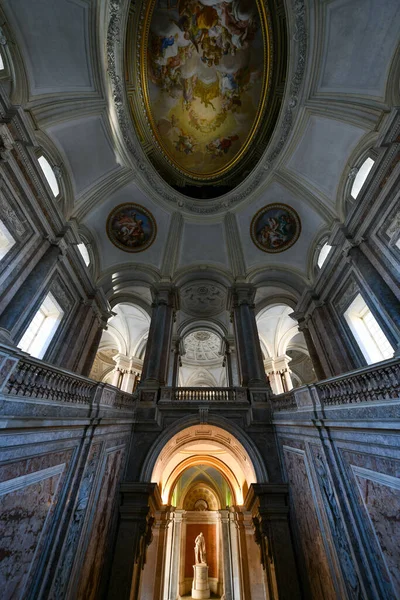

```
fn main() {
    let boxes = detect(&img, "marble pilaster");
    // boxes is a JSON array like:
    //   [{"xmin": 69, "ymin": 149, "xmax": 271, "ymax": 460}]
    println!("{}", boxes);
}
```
[
  {"xmin": 245, "ymin": 484, "xmax": 302, "ymax": 600},
  {"xmin": 219, "ymin": 510, "xmax": 234, "ymax": 600},
  {"xmin": 295, "ymin": 315, "xmax": 326, "ymax": 380},
  {"xmin": 0, "ymin": 241, "xmax": 61, "ymax": 342},
  {"xmin": 108, "ymin": 483, "xmax": 162, "ymax": 600},
  {"xmin": 348, "ymin": 243, "xmax": 400, "ymax": 346}
]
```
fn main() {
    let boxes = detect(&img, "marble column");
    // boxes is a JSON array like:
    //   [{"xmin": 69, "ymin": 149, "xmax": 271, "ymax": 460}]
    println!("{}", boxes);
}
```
[
  {"xmin": 54, "ymin": 299, "xmax": 89, "ymax": 367},
  {"xmin": 108, "ymin": 483, "xmax": 161, "ymax": 600},
  {"xmin": 295, "ymin": 316, "xmax": 326, "ymax": 380},
  {"xmin": 245, "ymin": 484, "xmax": 302, "ymax": 600},
  {"xmin": 264, "ymin": 358, "xmax": 284, "ymax": 395},
  {"xmin": 311, "ymin": 302, "xmax": 356, "ymax": 375},
  {"xmin": 0, "ymin": 241, "xmax": 61, "ymax": 341},
  {"xmin": 219, "ymin": 510, "xmax": 234, "ymax": 600},
  {"xmin": 167, "ymin": 338, "xmax": 180, "ymax": 387},
  {"xmin": 166, "ymin": 509, "xmax": 184, "ymax": 600},
  {"xmin": 229, "ymin": 285, "xmax": 267, "ymax": 387},
  {"xmin": 229, "ymin": 509, "xmax": 242, "ymax": 598},
  {"xmin": 141, "ymin": 285, "xmax": 179, "ymax": 387},
  {"xmin": 348, "ymin": 243, "xmax": 400, "ymax": 336},
  {"xmin": 81, "ymin": 320, "xmax": 105, "ymax": 377},
  {"xmin": 111, "ymin": 367, "xmax": 122, "ymax": 388},
  {"xmin": 275, "ymin": 356, "xmax": 293, "ymax": 392},
  {"xmin": 121, "ymin": 369, "xmax": 135, "ymax": 393}
]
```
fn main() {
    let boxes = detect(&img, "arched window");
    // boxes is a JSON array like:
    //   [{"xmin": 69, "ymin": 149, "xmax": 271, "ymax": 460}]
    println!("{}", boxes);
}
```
[
  {"xmin": 77, "ymin": 242, "xmax": 90, "ymax": 267},
  {"xmin": 38, "ymin": 154, "xmax": 60, "ymax": 197},
  {"xmin": 317, "ymin": 242, "xmax": 332, "ymax": 268},
  {"xmin": 350, "ymin": 157, "xmax": 375, "ymax": 199}
]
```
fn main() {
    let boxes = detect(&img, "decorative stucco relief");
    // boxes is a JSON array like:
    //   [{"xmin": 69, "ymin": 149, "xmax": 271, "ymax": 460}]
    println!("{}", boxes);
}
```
[{"xmin": 180, "ymin": 281, "xmax": 226, "ymax": 316}]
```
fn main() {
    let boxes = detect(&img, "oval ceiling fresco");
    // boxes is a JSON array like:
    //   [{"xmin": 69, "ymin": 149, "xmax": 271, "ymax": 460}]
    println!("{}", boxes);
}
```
[
  {"xmin": 126, "ymin": 0, "xmax": 287, "ymax": 199},
  {"xmin": 143, "ymin": 0, "xmax": 268, "ymax": 180}
]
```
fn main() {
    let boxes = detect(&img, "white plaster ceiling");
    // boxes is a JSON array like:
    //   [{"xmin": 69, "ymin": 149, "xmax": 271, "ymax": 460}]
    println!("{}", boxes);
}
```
[
  {"xmin": 100, "ymin": 302, "xmax": 150, "ymax": 358},
  {"xmin": 183, "ymin": 331, "xmax": 223, "ymax": 364},
  {"xmin": 2, "ymin": 0, "xmax": 94, "ymax": 95},
  {"xmin": 256, "ymin": 304, "xmax": 307, "ymax": 359},
  {"xmin": 2, "ymin": 0, "xmax": 399, "ymax": 302}
]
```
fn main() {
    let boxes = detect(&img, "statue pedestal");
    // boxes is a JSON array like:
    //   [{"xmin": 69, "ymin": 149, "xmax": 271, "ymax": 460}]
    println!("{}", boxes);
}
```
[{"xmin": 192, "ymin": 564, "xmax": 210, "ymax": 599}]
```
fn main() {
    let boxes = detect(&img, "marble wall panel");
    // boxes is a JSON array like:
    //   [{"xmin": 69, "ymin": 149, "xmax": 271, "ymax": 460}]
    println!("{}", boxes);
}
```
[
  {"xmin": 308, "ymin": 444, "xmax": 362, "ymax": 599},
  {"xmin": 76, "ymin": 445, "xmax": 126, "ymax": 600},
  {"xmin": 0, "ymin": 449, "xmax": 74, "ymax": 599},
  {"xmin": 339, "ymin": 448, "xmax": 400, "ymax": 599},
  {"xmin": 49, "ymin": 442, "xmax": 103, "ymax": 599},
  {"xmin": 354, "ymin": 469, "xmax": 400, "ymax": 597},
  {"xmin": 283, "ymin": 445, "xmax": 336, "ymax": 600}
]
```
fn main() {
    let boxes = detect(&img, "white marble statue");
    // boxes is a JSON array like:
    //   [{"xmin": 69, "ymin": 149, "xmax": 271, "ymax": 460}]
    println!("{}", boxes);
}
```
[{"xmin": 194, "ymin": 532, "xmax": 207, "ymax": 564}]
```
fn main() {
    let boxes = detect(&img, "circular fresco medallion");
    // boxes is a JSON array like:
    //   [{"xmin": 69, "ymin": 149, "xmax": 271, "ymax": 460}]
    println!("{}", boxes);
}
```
[
  {"xmin": 250, "ymin": 203, "xmax": 301, "ymax": 253},
  {"xmin": 142, "ymin": 0, "xmax": 269, "ymax": 180},
  {"xmin": 106, "ymin": 203, "xmax": 157, "ymax": 253}
]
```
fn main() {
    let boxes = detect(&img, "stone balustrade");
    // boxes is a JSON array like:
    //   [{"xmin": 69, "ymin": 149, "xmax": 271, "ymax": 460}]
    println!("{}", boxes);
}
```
[
  {"xmin": 0, "ymin": 344, "xmax": 137, "ymax": 410},
  {"xmin": 270, "ymin": 391, "xmax": 297, "ymax": 412},
  {"xmin": 271, "ymin": 356, "xmax": 400, "ymax": 411},
  {"xmin": 159, "ymin": 386, "xmax": 248, "ymax": 403}
]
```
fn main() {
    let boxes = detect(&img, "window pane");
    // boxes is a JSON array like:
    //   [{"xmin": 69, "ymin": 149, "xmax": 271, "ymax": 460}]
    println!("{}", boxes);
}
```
[
  {"xmin": 317, "ymin": 243, "xmax": 332, "ymax": 268},
  {"xmin": 38, "ymin": 155, "xmax": 60, "ymax": 197},
  {"xmin": 344, "ymin": 293, "xmax": 394, "ymax": 364},
  {"xmin": 351, "ymin": 157, "xmax": 374, "ymax": 199},
  {"xmin": 0, "ymin": 53, "xmax": 4, "ymax": 71},
  {"xmin": 18, "ymin": 293, "xmax": 64, "ymax": 359},
  {"xmin": 77, "ymin": 243, "xmax": 90, "ymax": 266}
]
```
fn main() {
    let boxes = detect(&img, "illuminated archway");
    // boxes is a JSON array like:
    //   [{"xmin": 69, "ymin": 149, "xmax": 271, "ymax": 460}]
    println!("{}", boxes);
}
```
[{"xmin": 148, "ymin": 422, "xmax": 260, "ymax": 505}]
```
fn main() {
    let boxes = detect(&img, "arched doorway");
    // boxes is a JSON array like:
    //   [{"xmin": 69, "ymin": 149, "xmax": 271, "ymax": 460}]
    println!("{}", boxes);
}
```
[{"xmin": 137, "ymin": 424, "xmax": 271, "ymax": 600}]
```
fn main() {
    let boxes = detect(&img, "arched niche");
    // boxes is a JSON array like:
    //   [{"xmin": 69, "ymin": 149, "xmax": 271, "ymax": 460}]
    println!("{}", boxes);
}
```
[{"xmin": 145, "ymin": 421, "xmax": 261, "ymax": 505}]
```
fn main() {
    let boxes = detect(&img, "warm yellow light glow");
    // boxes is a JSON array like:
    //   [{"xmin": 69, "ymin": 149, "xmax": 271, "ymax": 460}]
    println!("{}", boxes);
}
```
[{"xmin": 151, "ymin": 425, "xmax": 256, "ymax": 507}]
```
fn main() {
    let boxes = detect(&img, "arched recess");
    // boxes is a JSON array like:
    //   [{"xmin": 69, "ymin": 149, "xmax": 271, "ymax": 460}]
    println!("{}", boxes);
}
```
[
  {"xmin": 141, "ymin": 416, "xmax": 268, "ymax": 499},
  {"xmin": 164, "ymin": 456, "xmax": 240, "ymax": 506}
]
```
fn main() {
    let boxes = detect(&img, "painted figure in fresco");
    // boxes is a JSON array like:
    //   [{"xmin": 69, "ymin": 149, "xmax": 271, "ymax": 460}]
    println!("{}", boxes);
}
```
[
  {"xmin": 257, "ymin": 213, "xmax": 295, "ymax": 250},
  {"xmin": 194, "ymin": 532, "xmax": 207, "ymax": 564},
  {"xmin": 148, "ymin": 0, "xmax": 263, "ymax": 172},
  {"xmin": 174, "ymin": 132, "xmax": 196, "ymax": 154},
  {"xmin": 206, "ymin": 135, "xmax": 239, "ymax": 157},
  {"xmin": 115, "ymin": 213, "xmax": 146, "ymax": 247}
]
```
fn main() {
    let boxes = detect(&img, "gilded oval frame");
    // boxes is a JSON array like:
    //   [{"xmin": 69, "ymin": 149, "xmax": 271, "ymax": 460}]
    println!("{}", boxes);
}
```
[{"xmin": 139, "ymin": 0, "xmax": 273, "ymax": 181}]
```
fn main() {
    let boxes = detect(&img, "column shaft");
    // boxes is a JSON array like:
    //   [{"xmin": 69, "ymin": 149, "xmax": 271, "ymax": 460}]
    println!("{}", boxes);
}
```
[
  {"xmin": 141, "ymin": 287, "xmax": 178, "ymax": 387},
  {"xmin": 219, "ymin": 510, "xmax": 234, "ymax": 600},
  {"xmin": 230, "ymin": 286, "xmax": 266, "ymax": 387},
  {"xmin": 81, "ymin": 322, "xmax": 104, "ymax": 377},
  {"xmin": 0, "ymin": 242, "xmax": 60, "ymax": 335},
  {"xmin": 300, "ymin": 321, "xmax": 326, "ymax": 380},
  {"xmin": 311, "ymin": 303, "xmax": 356, "ymax": 375},
  {"xmin": 349, "ymin": 244, "xmax": 400, "ymax": 333}
]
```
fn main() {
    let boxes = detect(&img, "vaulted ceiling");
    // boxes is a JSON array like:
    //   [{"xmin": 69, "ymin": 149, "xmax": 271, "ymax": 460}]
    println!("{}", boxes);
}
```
[{"xmin": 1, "ymin": 0, "xmax": 399, "ymax": 306}]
